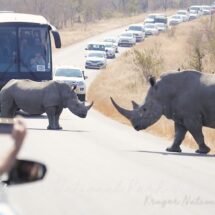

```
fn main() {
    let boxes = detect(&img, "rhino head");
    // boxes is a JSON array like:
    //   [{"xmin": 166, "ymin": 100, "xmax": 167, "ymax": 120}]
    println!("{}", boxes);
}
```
[
  {"xmin": 59, "ymin": 83, "xmax": 93, "ymax": 118},
  {"xmin": 110, "ymin": 76, "xmax": 163, "ymax": 130}
]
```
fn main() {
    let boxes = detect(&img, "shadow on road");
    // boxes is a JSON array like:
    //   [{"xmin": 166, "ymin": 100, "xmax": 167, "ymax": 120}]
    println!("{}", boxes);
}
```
[
  {"xmin": 27, "ymin": 128, "xmax": 89, "ymax": 133},
  {"xmin": 134, "ymin": 150, "xmax": 215, "ymax": 158}
]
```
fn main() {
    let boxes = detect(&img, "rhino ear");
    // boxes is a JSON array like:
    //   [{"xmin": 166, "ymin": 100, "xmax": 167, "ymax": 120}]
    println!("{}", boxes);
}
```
[
  {"xmin": 148, "ymin": 76, "xmax": 156, "ymax": 87},
  {"xmin": 131, "ymin": 100, "xmax": 139, "ymax": 109}
]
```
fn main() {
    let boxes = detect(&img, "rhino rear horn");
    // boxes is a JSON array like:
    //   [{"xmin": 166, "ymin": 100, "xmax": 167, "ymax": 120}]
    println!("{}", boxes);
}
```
[
  {"xmin": 131, "ymin": 100, "xmax": 139, "ymax": 109},
  {"xmin": 110, "ymin": 97, "xmax": 132, "ymax": 119}
]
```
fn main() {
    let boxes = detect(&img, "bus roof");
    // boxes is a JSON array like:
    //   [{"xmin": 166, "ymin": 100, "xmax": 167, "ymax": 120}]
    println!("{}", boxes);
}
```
[{"xmin": 0, "ymin": 12, "xmax": 49, "ymax": 25}]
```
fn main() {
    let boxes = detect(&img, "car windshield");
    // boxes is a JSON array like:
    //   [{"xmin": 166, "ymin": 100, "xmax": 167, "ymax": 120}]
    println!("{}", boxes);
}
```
[
  {"xmin": 190, "ymin": 6, "xmax": 200, "ymax": 11},
  {"xmin": 121, "ymin": 33, "xmax": 132, "ymax": 37},
  {"xmin": 202, "ymin": 6, "xmax": 211, "ymax": 10},
  {"xmin": 190, "ymin": 10, "xmax": 197, "ymax": 14},
  {"xmin": 148, "ymin": 14, "xmax": 156, "ymax": 19},
  {"xmin": 104, "ymin": 44, "xmax": 113, "ymax": 48},
  {"xmin": 156, "ymin": 23, "xmax": 164, "ymax": 27},
  {"xmin": 104, "ymin": 38, "xmax": 116, "ymax": 43},
  {"xmin": 55, "ymin": 68, "xmax": 82, "ymax": 77},
  {"xmin": 177, "ymin": 11, "xmax": 187, "ymax": 15},
  {"xmin": 128, "ymin": 26, "xmax": 143, "ymax": 31},
  {"xmin": 88, "ymin": 52, "xmax": 105, "ymax": 58},
  {"xmin": 172, "ymin": 16, "xmax": 181, "ymax": 19},
  {"xmin": 87, "ymin": 44, "xmax": 105, "ymax": 51},
  {"xmin": 145, "ymin": 24, "xmax": 155, "ymax": 29}
]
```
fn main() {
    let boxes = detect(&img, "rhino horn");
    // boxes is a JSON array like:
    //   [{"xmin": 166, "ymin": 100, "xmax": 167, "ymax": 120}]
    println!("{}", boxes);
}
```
[
  {"xmin": 131, "ymin": 100, "xmax": 139, "ymax": 109},
  {"xmin": 86, "ymin": 101, "xmax": 94, "ymax": 111},
  {"xmin": 110, "ymin": 97, "xmax": 132, "ymax": 119}
]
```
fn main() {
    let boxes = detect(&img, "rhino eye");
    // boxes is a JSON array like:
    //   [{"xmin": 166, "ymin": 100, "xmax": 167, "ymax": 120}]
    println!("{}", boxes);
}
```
[{"xmin": 143, "ymin": 108, "xmax": 147, "ymax": 112}]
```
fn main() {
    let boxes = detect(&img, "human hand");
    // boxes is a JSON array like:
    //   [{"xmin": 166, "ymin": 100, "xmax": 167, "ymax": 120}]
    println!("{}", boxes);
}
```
[{"xmin": 11, "ymin": 118, "xmax": 27, "ymax": 149}]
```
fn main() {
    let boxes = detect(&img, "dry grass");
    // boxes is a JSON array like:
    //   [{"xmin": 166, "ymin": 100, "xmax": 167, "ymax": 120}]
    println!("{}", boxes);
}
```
[{"xmin": 88, "ymin": 16, "xmax": 215, "ymax": 154}]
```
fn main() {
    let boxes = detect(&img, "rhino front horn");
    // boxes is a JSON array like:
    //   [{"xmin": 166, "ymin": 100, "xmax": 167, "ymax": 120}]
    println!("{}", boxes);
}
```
[
  {"xmin": 87, "ymin": 101, "xmax": 94, "ymax": 110},
  {"xmin": 110, "ymin": 97, "xmax": 132, "ymax": 119}
]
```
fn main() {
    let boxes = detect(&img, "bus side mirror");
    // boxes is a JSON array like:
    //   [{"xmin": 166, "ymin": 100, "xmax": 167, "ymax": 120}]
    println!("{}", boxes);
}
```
[{"xmin": 52, "ymin": 30, "xmax": 61, "ymax": 48}]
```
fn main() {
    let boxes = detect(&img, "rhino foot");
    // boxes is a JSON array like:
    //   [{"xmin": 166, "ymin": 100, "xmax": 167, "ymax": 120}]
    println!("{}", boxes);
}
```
[
  {"xmin": 195, "ymin": 146, "xmax": 210, "ymax": 154},
  {"xmin": 166, "ymin": 146, "xmax": 182, "ymax": 153},
  {"xmin": 47, "ymin": 126, "xmax": 63, "ymax": 130}
]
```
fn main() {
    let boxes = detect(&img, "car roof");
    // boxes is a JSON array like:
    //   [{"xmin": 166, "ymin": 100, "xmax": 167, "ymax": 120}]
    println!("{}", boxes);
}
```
[
  {"xmin": 87, "ymin": 42, "xmax": 105, "ymax": 45},
  {"xmin": 120, "ymin": 31, "xmax": 133, "ymax": 35},
  {"xmin": 129, "ymin": 24, "xmax": 144, "ymax": 27},
  {"xmin": 0, "ymin": 12, "xmax": 49, "ymax": 25},
  {"xmin": 55, "ymin": 66, "xmax": 82, "ymax": 70}
]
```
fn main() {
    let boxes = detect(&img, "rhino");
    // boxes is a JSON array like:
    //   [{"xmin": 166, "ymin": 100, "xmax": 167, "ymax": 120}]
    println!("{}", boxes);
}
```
[
  {"xmin": 111, "ymin": 70, "xmax": 214, "ymax": 154},
  {"xmin": 0, "ymin": 79, "xmax": 93, "ymax": 130}
]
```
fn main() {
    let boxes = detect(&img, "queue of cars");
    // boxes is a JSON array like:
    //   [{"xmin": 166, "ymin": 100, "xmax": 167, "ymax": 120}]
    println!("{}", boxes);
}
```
[
  {"xmin": 52, "ymin": 3, "xmax": 215, "ymax": 103},
  {"xmin": 169, "ymin": 4, "xmax": 215, "ymax": 25}
]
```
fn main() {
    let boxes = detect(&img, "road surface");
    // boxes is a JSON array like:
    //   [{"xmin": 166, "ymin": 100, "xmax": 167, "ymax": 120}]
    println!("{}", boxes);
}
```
[{"xmin": 3, "ymin": 26, "xmax": 215, "ymax": 215}]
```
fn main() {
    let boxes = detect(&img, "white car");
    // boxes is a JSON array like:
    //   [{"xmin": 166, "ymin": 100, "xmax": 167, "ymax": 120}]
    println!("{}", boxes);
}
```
[
  {"xmin": 189, "ymin": 10, "xmax": 200, "ymax": 20},
  {"xmin": 54, "ymin": 66, "xmax": 87, "ymax": 101},
  {"xmin": 143, "ymin": 23, "xmax": 159, "ymax": 36},
  {"xmin": 101, "ymin": 42, "xmax": 116, "ymax": 59},
  {"xmin": 85, "ymin": 51, "xmax": 107, "ymax": 70},
  {"xmin": 103, "ymin": 36, "xmax": 119, "ymax": 53},
  {"xmin": 189, "ymin": 5, "xmax": 204, "ymax": 16},
  {"xmin": 200, "ymin": 5, "xmax": 212, "ymax": 15},
  {"xmin": 127, "ymin": 24, "xmax": 145, "ymax": 42},
  {"xmin": 154, "ymin": 23, "xmax": 167, "ymax": 32},
  {"xmin": 176, "ymin": 10, "xmax": 190, "ymax": 21},
  {"xmin": 169, "ymin": 15, "xmax": 184, "ymax": 26},
  {"xmin": 118, "ymin": 32, "xmax": 136, "ymax": 47}
]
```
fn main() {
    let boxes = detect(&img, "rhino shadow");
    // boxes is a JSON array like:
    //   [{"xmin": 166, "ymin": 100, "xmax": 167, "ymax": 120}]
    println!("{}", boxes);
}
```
[
  {"xmin": 27, "ymin": 128, "xmax": 89, "ymax": 133},
  {"xmin": 133, "ymin": 150, "xmax": 215, "ymax": 158},
  {"xmin": 16, "ymin": 111, "xmax": 48, "ymax": 119}
]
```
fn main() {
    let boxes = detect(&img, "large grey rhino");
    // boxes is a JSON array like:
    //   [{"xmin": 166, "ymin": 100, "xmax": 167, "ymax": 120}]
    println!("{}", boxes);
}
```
[
  {"xmin": 0, "ymin": 79, "xmax": 93, "ymax": 130},
  {"xmin": 111, "ymin": 70, "xmax": 214, "ymax": 154}
]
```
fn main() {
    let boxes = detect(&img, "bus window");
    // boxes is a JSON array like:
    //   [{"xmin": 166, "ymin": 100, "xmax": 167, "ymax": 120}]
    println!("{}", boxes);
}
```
[
  {"xmin": 0, "ymin": 27, "xmax": 18, "ymax": 73},
  {"xmin": 19, "ymin": 27, "xmax": 51, "ymax": 73}
]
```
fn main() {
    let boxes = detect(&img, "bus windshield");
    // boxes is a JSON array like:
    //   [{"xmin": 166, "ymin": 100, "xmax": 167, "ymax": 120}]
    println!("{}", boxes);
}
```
[{"xmin": 0, "ymin": 26, "xmax": 51, "ymax": 73}]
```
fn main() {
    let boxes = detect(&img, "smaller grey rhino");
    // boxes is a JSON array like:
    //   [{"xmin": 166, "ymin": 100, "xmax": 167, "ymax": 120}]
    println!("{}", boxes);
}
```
[
  {"xmin": 111, "ymin": 70, "xmax": 213, "ymax": 154},
  {"xmin": 0, "ymin": 79, "xmax": 93, "ymax": 130}
]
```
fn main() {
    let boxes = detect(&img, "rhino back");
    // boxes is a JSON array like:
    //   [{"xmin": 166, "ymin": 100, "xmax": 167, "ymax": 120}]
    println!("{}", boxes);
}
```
[
  {"xmin": 2, "ymin": 80, "xmax": 61, "ymax": 114},
  {"xmin": 151, "ymin": 71, "xmax": 215, "ymax": 127}
]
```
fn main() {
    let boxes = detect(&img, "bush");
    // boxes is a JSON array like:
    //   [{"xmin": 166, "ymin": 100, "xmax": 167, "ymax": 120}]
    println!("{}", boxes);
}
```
[{"xmin": 131, "ymin": 45, "xmax": 164, "ymax": 84}]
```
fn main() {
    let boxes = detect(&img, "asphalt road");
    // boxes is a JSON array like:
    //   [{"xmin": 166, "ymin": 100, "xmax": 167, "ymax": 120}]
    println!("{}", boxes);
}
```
[{"xmin": 4, "ymin": 25, "xmax": 215, "ymax": 215}]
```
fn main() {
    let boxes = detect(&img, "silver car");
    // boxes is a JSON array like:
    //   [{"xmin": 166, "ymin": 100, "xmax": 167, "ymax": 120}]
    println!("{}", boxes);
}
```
[
  {"xmin": 144, "ymin": 23, "xmax": 159, "ymax": 36},
  {"xmin": 118, "ymin": 32, "xmax": 136, "ymax": 47},
  {"xmin": 127, "ymin": 24, "xmax": 145, "ymax": 42},
  {"xmin": 85, "ymin": 51, "xmax": 107, "ymax": 69},
  {"xmin": 103, "ymin": 37, "xmax": 119, "ymax": 53}
]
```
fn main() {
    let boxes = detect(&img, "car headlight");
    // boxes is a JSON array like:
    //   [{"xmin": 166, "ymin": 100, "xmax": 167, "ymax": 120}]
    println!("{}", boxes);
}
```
[{"xmin": 77, "ymin": 81, "xmax": 85, "ymax": 86}]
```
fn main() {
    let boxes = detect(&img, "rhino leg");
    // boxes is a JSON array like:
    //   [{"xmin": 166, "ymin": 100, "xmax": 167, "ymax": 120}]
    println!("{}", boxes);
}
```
[
  {"xmin": 56, "ymin": 107, "xmax": 63, "ymax": 130},
  {"xmin": 1, "ymin": 100, "xmax": 17, "ymax": 118},
  {"xmin": 184, "ymin": 119, "xmax": 210, "ymax": 154},
  {"xmin": 166, "ymin": 123, "xmax": 187, "ymax": 153},
  {"xmin": 46, "ymin": 106, "xmax": 62, "ymax": 130}
]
